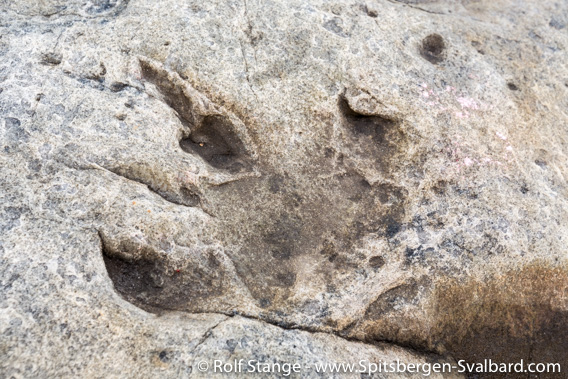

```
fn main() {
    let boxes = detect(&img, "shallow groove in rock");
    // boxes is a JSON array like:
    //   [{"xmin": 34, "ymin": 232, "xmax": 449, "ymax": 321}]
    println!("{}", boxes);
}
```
[
  {"xmin": 60, "ymin": 161, "xmax": 213, "ymax": 215},
  {"xmin": 103, "ymin": 166, "xmax": 205, "ymax": 210},
  {"xmin": 139, "ymin": 58, "xmax": 252, "ymax": 173}
]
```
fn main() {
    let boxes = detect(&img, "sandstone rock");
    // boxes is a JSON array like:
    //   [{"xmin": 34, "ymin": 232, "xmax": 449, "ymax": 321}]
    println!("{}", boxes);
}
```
[{"xmin": 1, "ymin": 0, "xmax": 567, "ymax": 377}]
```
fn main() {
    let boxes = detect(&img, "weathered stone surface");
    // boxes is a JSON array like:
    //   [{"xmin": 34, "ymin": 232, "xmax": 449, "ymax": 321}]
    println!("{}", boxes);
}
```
[{"xmin": 1, "ymin": 0, "xmax": 567, "ymax": 377}]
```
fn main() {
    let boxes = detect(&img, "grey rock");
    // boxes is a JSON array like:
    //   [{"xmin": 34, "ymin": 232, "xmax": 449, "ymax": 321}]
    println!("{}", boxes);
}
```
[{"xmin": 1, "ymin": 0, "xmax": 568, "ymax": 377}]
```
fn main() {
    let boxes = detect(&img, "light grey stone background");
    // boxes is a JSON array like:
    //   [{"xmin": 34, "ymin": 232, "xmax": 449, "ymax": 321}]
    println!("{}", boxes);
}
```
[{"xmin": 1, "ymin": 0, "xmax": 567, "ymax": 377}]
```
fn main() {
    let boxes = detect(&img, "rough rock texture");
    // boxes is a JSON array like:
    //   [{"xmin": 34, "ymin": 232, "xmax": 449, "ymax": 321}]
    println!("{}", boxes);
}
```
[{"xmin": 1, "ymin": 0, "xmax": 568, "ymax": 377}]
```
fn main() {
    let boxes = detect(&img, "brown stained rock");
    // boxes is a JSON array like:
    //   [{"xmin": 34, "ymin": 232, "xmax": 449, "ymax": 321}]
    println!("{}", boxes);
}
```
[
  {"xmin": 434, "ymin": 264, "xmax": 568, "ymax": 374},
  {"xmin": 351, "ymin": 264, "xmax": 568, "ymax": 377}
]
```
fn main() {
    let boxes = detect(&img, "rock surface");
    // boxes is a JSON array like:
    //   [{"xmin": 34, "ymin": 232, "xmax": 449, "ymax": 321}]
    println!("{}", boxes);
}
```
[{"xmin": 1, "ymin": 0, "xmax": 568, "ymax": 377}]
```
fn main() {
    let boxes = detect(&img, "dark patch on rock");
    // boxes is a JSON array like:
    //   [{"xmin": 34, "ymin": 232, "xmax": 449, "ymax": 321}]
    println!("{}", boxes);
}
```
[
  {"xmin": 320, "ymin": 240, "xmax": 338, "ymax": 263},
  {"xmin": 405, "ymin": 246, "xmax": 424, "ymax": 260},
  {"xmin": 323, "ymin": 18, "xmax": 348, "ymax": 38},
  {"xmin": 364, "ymin": 278, "xmax": 423, "ymax": 318},
  {"xmin": 454, "ymin": 185, "xmax": 479, "ymax": 199},
  {"xmin": 431, "ymin": 179, "xmax": 448, "ymax": 195},
  {"xmin": 368, "ymin": 255, "xmax": 385, "ymax": 269},
  {"xmin": 101, "ymin": 233, "xmax": 226, "ymax": 313},
  {"xmin": 267, "ymin": 175, "xmax": 284, "ymax": 193},
  {"xmin": 360, "ymin": 5, "xmax": 378, "ymax": 18},
  {"xmin": 158, "ymin": 351, "xmax": 169, "ymax": 362},
  {"xmin": 180, "ymin": 115, "xmax": 251, "ymax": 173},
  {"xmin": 338, "ymin": 95, "xmax": 406, "ymax": 174},
  {"xmin": 86, "ymin": 0, "xmax": 117, "ymax": 14},
  {"xmin": 535, "ymin": 159, "xmax": 547, "ymax": 168},
  {"xmin": 4, "ymin": 117, "xmax": 28, "ymax": 143},
  {"xmin": 384, "ymin": 217, "xmax": 402, "ymax": 238},
  {"xmin": 471, "ymin": 40, "xmax": 485, "ymax": 55},
  {"xmin": 85, "ymin": 62, "xmax": 106, "ymax": 82},
  {"xmin": 40, "ymin": 53, "xmax": 62, "ymax": 66},
  {"xmin": 1, "ymin": 206, "xmax": 25, "ymax": 233},
  {"xmin": 110, "ymin": 82, "xmax": 128, "ymax": 92},
  {"xmin": 375, "ymin": 183, "xmax": 405, "ymax": 204},
  {"xmin": 340, "ymin": 96, "xmax": 392, "ymax": 143},
  {"xmin": 549, "ymin": 17, "xmax": 566, "ymax": 30},
  {"xmin": 225, "ymin": 339, "xmax": 238, "ymax": 353},
  {"xmin": 84, "ymin": 0, "xmax": 130, "ymax": 16},
  {"xmin": 178, "ymin": 187, "xmax": 201, "ymax": 207},
  {"xmin": 420, "ymin": 34, "xmax": 446, "ymax": 64},
  {"xmin": 275, "ymin": 272, "xmax": 297, "ymax": 288}
]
